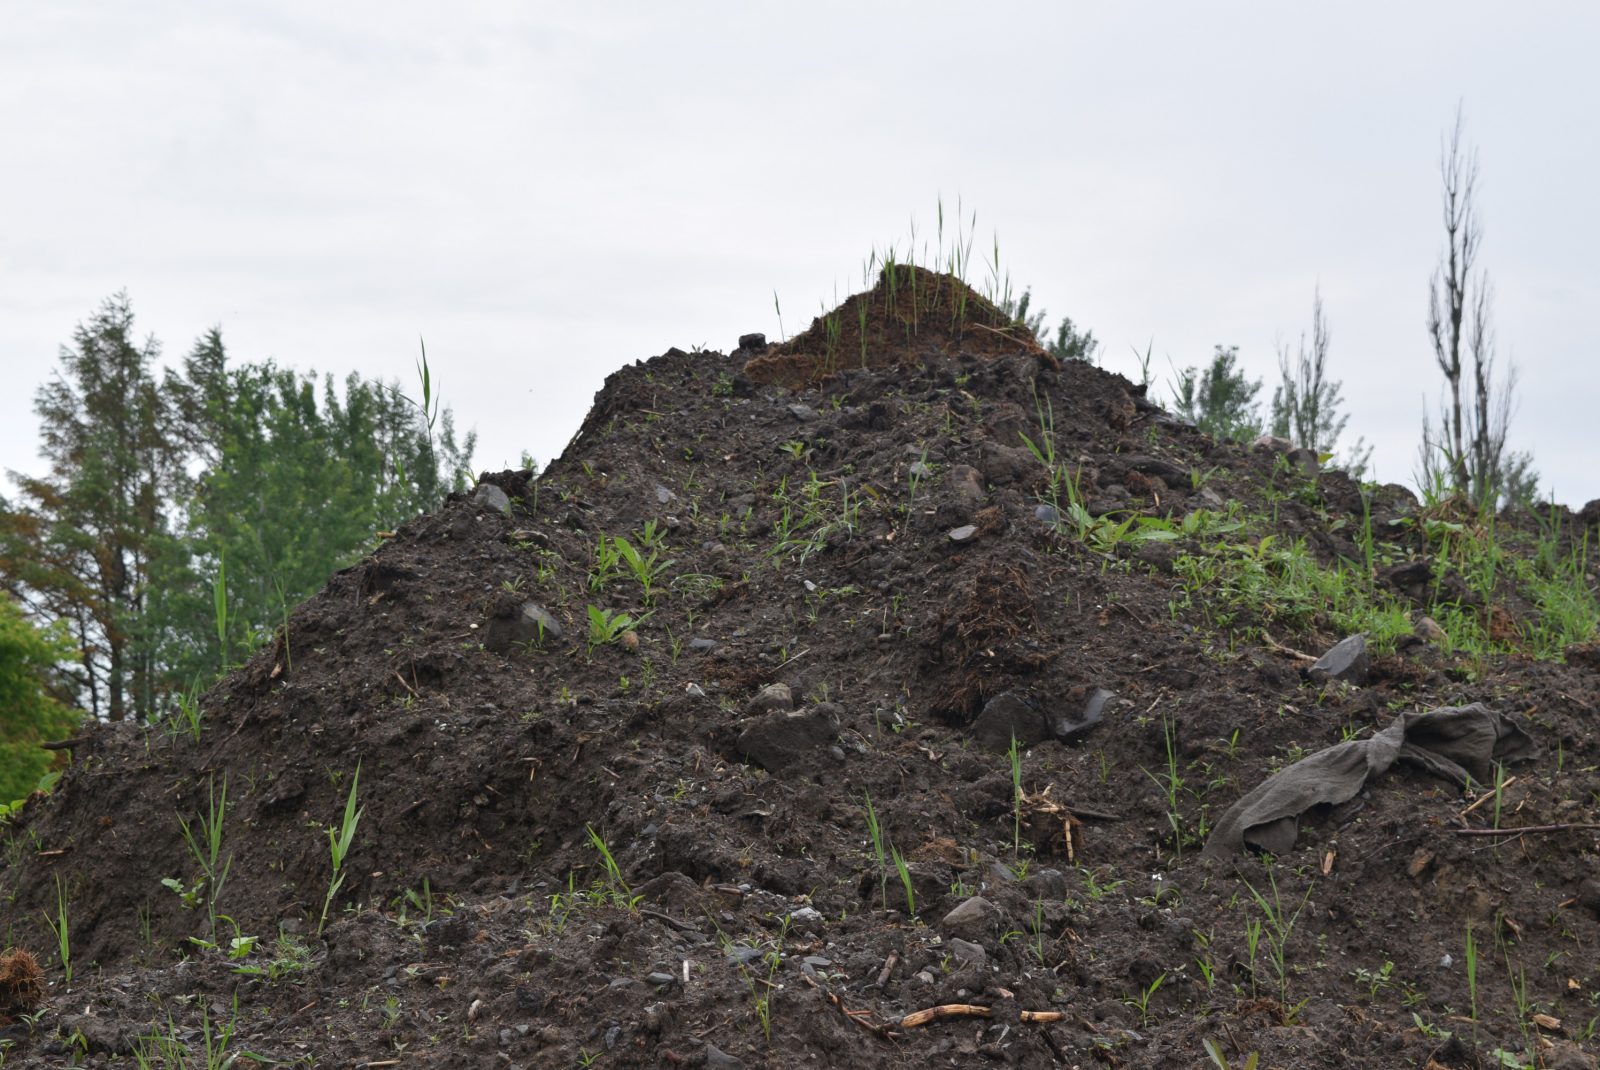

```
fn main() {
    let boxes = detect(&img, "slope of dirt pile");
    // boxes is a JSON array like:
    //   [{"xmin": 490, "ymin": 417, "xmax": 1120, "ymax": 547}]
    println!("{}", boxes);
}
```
[{"xmin": 2, "ymin": 280, "xmax": 1600, "ymax": 1070}]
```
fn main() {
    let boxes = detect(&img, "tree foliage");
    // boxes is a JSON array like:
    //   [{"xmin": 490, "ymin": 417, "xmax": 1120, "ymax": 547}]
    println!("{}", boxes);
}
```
[
  {"xmin": 1171, "ymin": 346, "xmax": 1262, "ymax": 443},
  {"xmin": 1, "ymin": 296, "xmax": 476, "ymax": 722},
  {"xmin": 1005, "ymin": 289, "xmax": 1099, "ymax": 362},
  {"xmin": 0, "ymin": 594, "xmax": 78, "ymax": 804}
]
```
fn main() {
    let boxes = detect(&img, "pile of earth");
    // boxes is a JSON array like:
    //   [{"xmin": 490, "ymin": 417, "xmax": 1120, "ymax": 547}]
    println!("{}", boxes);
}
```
[{"xmin": 2, "ymin": 272, "xmax": 1600, "ymax": 1069}]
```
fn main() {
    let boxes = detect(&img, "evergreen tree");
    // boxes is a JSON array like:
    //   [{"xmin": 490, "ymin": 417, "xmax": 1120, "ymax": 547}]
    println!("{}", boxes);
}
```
[
  {"xmin": 0, "ymin": 294, "xmax": 181, "ymax": 721},
  {"xmin": 1004, "ymin": 289, "xmax": 1099, "ymax": 362},
  {"xmin": 3, "ymin": 298, "xmax": 477, "ymax": 719},
  {"xmin": 1171, "ymin": 346, "xmax": 1262, "ymax": 443}
]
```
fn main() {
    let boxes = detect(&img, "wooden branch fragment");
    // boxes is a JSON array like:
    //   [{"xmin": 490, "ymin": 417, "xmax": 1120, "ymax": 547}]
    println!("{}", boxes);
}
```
[
  {"xmin": 1459, "ymin": 777, "xmax": 1518, "ymax": 818},
  {"xmin": 899, "ymin": 1003, "xmax": 1072, "ymax": 1029},
  {"xmin": 1454, "ymin": 823, "xmax": 1600, "ymax": 837},
  {"xmin": 899, "ymin": 1004, "xmax": 992, "ymax": 1029},
  {"xmin": 800, "ymin": 972, "xmax": 899, "ymax": 1041},
  {"xmin": 40, "ymin": 736, "xmax": 91, "ymax": 751},
  {"xmin": 1019, "ymin": 1010, "xmax": 1067, "ymax": 1024},
  {"xmin": 872, "ymin": 950, "xmax": 899, "ymax": 989},
  {"xmin": 1260, "ymin": 630, "xmax": 1317, "ymax": 662}
]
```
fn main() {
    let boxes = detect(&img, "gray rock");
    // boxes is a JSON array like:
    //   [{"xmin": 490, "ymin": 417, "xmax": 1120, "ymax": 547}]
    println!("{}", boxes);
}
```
[
  {"xmin": 688, "ymin": 637, "xmax": 720, "ymax": 652},
  {"xmin": 1194, "ymin": 487, "xmax": 1226, "ymax": 510},
  {"xmin": 483, "ymin": 602, "xmax": 562, "ymax": 653},
  {"xmin": 646, "ymin": 972, "xmax": 676, "ymax": 987},
  {"xmin": 787, "ymin": 403, "xmax": 816, "ymax": 421},
  {"xmin": 948, "ymin": 938, "xmax": 987, "ymax": 968},
  {"xmin": 947, "ymin": 524, "xmax": 978, "ymax": 543},
  {"xmin": 704, "ymin": 1043, "xmax": 745, "ymax": 1070},
  {"xmin": 1035, "ymin": 503, "xmax": 1061, "ymax": 526},
  {"xmin": 1023, "ymin": 868, "xmax": 1070, "ymax": 900},
  {"xmin": 736, "ymin": 709, "xmax": 833, "ymax": 773},
  {"xmin": 1253, "ymin": 434, "xmax": 1295, "ymax": 453},
  {"xmin": 941, "ymin": 896, "xmax": 1001, "ymax": 940},
  {"xmin": 789, "ymin": 906, "xmax": 824, "ymax": 926},
  {"xmin": 725, "ymin": 946, "xmax": 763, "ymax": 966},
  {"xmin": 909, "ymin": 460, "xmax": 934, "ymax": 480},
  {"xmin": 971, "ymin": 692, "xmax": 1052, "ymax": 751},
  {"xmin": 738, "ymin": 333, "xmax": 767, "ymax": 350},
  {"xmin": 802, "ymin": 955, "xmax": 831, "ymax": 969},
  {"xmin": 748, "ymin": 682, "xmax": 793, "ymax": 714},
  {"xmin": 1051, "ymin": 688, "xmax": 1112, "ymax": 742},
  {"xmin": 1308, "ymin": 633, "xmax": 1369, "ymax": 685},
  {"xmin": 472, "ymin": 483, "xmax": 512, "ymax": 514},
  {"xmin": 654, "ymin": 483, "xmax": 676, "ymax": 504},
  {"xmin": 1285, "ymin": 447, "xmax": 1319, "ymax": 478},
  {"xmin": 604, "ymin": 1025, "xmax": 622, "ymax": 1049}
]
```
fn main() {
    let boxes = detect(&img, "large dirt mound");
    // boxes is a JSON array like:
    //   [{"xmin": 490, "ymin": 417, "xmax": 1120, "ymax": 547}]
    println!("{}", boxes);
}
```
[{"xmin": 2, "ymin": 281, "xmax": 1599, "ymax": 1069}]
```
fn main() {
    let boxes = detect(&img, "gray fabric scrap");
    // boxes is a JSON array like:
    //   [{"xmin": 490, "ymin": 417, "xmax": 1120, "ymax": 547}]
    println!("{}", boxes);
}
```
[{"xmin": 1204, "ymin": 703, "xmax": 1538, "ymax": 856}]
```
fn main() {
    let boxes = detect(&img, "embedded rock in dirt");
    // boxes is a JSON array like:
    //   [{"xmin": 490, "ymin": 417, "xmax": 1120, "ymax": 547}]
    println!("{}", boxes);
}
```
[
  {"xmin": 941, "ymin": 896, "xmax": 1001, "ymax": 940},
  {"xmin": 747, "ymin": 682, "xmax": 793, "ymax": 714},
  {"xmin": 735, "ymin": 707, "xmax": 836, "ymax": 773},
  {"xmin": 1307, "ymin": 633, "xmax": 1369, "ymax": 685},
  {"xmin": 971, "ymin": 691, "xmax": 1050, "ymax": 751},
  {"xmin": 484, "ymin": 600, "xmax": 563, "ymax": 653},
  {"xmin": 472, "ymin": 482, "xmax": 512, "ymax": 514}
]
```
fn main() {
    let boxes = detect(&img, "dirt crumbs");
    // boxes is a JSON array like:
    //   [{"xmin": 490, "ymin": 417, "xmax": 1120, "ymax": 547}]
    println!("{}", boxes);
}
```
[{"xmin": 2, "ymin": 277, "xmax": 1600, "ymax": 1069}]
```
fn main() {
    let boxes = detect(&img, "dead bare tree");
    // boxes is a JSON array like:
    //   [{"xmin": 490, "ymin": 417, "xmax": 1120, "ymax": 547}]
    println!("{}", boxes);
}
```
[
  {"xmin": 1271, "ymin": 286, "xmax": 1370, "ymax": 476},
  {"xmin": 1421, "ymin": 106, "xmax": 1535, "ymax": 506}
]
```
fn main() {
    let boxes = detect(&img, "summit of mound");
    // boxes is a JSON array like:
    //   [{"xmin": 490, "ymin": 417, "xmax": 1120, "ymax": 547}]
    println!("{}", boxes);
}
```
[{"xmin": 744, "ymin": 266, "xmax": 1045, "ymax": 390}]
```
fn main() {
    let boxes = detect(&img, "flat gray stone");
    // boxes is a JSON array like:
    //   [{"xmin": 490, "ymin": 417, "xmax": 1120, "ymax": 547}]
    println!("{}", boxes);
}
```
[
  {"xmin": 947, "ymin": 524, "xmax": 978, "ymax": 543},
  {"xmin": 941, "ymin": 895, "xmax": 1001, "ymax": 940},
  {"xmin": 472, "ymin": 483, "xmax": 512, "ymax": 514},
  {"xmin": 948, "ymin": 938, "xmax": 987, "ymax": 968},
  {"xmin": 1308, "ymin": 633, "xmax": 1368, "ymax": 685},
  {"xmin": 786, "ymin": 403, "xmax": 816, "ymax": 421},
  {"xmin": 1051, "ymin": 688, "xmax": 1112, "ymax": 742}
]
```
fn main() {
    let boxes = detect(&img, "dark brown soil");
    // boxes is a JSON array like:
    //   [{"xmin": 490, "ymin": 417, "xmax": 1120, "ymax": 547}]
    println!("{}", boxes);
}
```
[{"xmin": 3, "ymin": 274, "xmax": 1599, "ymax": 1069}]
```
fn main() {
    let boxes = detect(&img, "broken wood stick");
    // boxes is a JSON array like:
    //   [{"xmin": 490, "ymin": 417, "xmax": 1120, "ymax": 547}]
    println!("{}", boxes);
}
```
[
  {"xmin": 899, "ymin": 1004, "xmax": 992, "ymax": 1028},
  {"xmin": 1454, "ymin": 822, "xmax": 1600, "ymax": 837},
  {"xmin": 871, "ymin": 950, "xmax": 899, "ymax": 989},
  {"xmin": 1459, "ymin": 777, "xmax": 1518, "ymax": 818},
  {"xmin": 800, "ymin": 972, "xmax": 898, "ymax": 1041},
  {"xmin": 899, "ymin": 1004, "xmax": 1068, "ymax": 1029}
]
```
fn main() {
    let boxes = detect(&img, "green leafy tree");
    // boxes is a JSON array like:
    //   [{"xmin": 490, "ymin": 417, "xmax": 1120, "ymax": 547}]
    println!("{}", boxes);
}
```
[
  {"xmin": 1171, "ymin": 345, "xmax": 1262, "ymax": 443},
  {"xmin": 1269, "ymin": 288, "xmax": 1371, "ymax": 477},
  {"xmin": 1005, "ymin": 289, "xmax": 1099, "ymax": 362},
  {"xmin": 0, "ymin": 594, "xmax": 80, "ymax": 804},
  {"xmin": 148, "ymin": 331, "xmax": 476, "ymax": 681},
  {"xmin": 0, "ymin": 294, "xmax": 181, "ymax": 721},
  {"xmin": 4, "ymin": 299, "xmax": 477, "ymax": 719}
]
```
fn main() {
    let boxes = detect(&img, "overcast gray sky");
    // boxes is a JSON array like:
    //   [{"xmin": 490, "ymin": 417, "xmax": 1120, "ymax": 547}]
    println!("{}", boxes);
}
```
[{"xmin": 4, "ymin": 3, "xmax": 1596, "ymax": 505}]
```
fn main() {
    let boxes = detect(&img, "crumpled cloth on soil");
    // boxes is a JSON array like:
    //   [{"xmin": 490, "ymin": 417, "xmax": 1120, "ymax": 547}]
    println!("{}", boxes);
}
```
[{"xmin": 1205, "ymin": 703, "xmax": 1538, "ymax": 855}]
